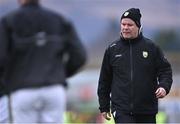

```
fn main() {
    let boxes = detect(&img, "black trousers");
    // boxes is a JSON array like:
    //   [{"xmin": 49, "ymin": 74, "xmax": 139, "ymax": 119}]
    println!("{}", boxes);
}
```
[{"xmin": 113, "ymin": 112, "xmax": 156, "ymax": 124}]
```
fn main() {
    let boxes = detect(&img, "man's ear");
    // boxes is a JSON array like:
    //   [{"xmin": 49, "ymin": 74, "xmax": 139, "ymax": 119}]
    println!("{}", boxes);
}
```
[{"xmin": 139, "ymin": 26, "xmax": 143, "ymax": 35}]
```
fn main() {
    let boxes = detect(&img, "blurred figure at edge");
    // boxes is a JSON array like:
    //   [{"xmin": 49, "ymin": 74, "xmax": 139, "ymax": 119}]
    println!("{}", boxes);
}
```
[{"xmin": 0, "ymin": 0, "xmax": 87, "ymax": 123}]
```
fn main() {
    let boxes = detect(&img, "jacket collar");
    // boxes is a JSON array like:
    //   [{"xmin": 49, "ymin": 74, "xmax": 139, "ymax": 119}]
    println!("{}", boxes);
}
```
[
  {"xmin": 120, "ymin": 32, "xmax": 143, "ymax": 44},
  {"xmin": 21, "ymin": 2, "xmax": 39, "ymax": 7}
]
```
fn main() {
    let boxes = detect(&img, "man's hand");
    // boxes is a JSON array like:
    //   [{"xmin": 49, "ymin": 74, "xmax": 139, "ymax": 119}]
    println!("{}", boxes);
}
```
[
  {"xmin": 155, "ymin": 87, "xmax": 166, "ymax": 98},
  {"xmin": 102, "ymin": 112, "xmax": 111, "ymax": 120}
]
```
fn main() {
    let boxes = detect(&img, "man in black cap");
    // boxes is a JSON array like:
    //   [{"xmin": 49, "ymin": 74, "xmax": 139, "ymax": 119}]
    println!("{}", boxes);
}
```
[
  {"xmin": 0, "ymin": 0, "xmax": 86, "ymax": 123},
  {"xmin": 97, "ymin": 8, "xmax": 172, "ymax": 123}
]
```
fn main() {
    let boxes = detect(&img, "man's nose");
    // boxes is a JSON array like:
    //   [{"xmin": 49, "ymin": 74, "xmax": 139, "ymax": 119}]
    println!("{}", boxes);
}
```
[{"xmin": 124, "ymin": 25, "xmax": 129, "ymax": 29}]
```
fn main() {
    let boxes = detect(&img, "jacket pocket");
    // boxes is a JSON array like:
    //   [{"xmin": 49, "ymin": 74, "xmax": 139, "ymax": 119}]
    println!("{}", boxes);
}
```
[{"xmin": 111, "ymin": 54, "xmax": 125, "ymax": 72}]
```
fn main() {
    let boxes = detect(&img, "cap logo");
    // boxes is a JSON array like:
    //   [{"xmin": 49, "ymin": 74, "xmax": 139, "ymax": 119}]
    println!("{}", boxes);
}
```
[
  {"xmin": 143, "ymin": 51, "xmax": 148, "ymax": 58},
  {"xmin": 124, "ymin": 12, "xmax": 129, "ymax": 16}
]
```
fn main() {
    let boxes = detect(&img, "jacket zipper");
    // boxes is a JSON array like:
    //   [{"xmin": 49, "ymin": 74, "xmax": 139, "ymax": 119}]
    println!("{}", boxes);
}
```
[{"xmin": 129, "ymin": 40, "xmax": 134, "ymax": 114}]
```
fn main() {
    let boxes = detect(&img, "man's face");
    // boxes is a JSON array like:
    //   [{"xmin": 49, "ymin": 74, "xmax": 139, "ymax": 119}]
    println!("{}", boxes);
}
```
[{"xmin": 120, "ymin": 18, "xmax": 139, "ymax": 40}]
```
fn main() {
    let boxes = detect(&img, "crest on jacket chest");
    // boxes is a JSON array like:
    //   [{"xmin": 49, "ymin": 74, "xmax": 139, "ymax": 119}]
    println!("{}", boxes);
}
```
[{"xmin": 142, "ymin": 51, "xmax": 148, "ymax": 58}]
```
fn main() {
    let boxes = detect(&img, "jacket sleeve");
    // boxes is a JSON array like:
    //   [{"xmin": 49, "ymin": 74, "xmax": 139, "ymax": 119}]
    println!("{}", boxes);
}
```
[
  {"xmin": 0, "ymin": 17, "xmax": 10, "ymax": 97},
  {"xmin": 63, "ymin": 22, "xmax": 87, "ymax": 78},
  {"xmin": 155, "ymin": 46, "xmax": 173, "ymax": 94},
  {"xmin": 97, "ymin": 48, "xmax": 112, "ymax": 113}
]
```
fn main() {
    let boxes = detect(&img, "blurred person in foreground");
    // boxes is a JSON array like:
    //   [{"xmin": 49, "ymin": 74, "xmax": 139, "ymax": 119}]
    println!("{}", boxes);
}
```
[
  {"xmin": 0, "ymin": 0, "xmax": 86, "ymax": 123},
  {"xmin": 97, "ymin": 8, "xmax": 172, "ymax": 123}
]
